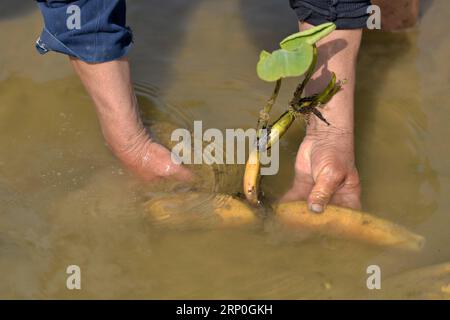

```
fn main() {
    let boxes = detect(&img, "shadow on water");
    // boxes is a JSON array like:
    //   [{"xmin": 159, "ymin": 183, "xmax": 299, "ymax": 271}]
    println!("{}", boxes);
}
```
[
  {"xmin": 355, "ymin": 30, "xmax": 439, "ymax": 224},
  {"xmin": 0, "ymin": 0, "xmax": 36, "ymax": 20}
]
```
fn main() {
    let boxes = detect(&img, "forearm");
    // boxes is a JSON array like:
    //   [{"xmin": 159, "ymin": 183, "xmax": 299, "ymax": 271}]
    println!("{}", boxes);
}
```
[
  {"xmin": 302, "ymin": 22, "xmax": 362, "ymax": 137},
  {"xmin": 70, "ymin": 57, "xmax": 154, "ymax": 176},
  {"xmin": 70, "ymin": 57, "xmax": 192, "ymax": 182},
  {"xmin": 70, "ymin": 57, "xmax": 145, "ymax": 149},
  {"xmin": 283, "ymin": 23, "xmax": 362, "ymax": 210}
]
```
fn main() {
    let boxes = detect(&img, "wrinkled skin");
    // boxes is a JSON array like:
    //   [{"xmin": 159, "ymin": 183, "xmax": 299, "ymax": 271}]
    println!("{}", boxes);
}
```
[
  {"xmin": 281, "ymin": 130, "xmax": 361, "ymax": 211},
  {"xmin": 69, "ymin": 57, "xmax": 193, "ymax": 184},
  {"xmin": 280, "ymin": 24, "xmax": 363, "ymax": 213},
  {"xmin": 112, "ymin": 126, "xmax": 193, "ymax": 182}
]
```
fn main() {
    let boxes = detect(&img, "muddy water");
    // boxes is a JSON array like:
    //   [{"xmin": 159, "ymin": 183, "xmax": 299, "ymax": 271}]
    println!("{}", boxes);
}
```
[{"xmin": 0, "ymin": 0, "xmax": 450, "ymax": 299}]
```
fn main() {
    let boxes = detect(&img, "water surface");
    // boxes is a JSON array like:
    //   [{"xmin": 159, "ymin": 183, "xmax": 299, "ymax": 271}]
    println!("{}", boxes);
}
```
[{"xmin": 0, "ymin": 0, "xmax": 449, "ymax": 299}]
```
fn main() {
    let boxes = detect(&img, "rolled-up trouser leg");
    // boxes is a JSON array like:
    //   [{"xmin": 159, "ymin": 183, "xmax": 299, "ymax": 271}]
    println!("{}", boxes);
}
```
[
  {"xmin": 35, "ymin": 0, "xmax": 133, "ymax": 63},
  {"xmin": 289, "ymin": 0, "xmax": 372, "ymax": 29}
]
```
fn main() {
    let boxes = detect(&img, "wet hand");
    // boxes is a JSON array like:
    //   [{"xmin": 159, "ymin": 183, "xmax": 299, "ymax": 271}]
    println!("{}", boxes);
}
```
[
  {"xmin": 114, "ymin": 135, "xmax": 194, "ymax": 183},
  {"xmin": 144, "ymin": 141, "xmax": 194, "ymax": 182},
  {"xmin": 281, "ymin": 130, "xmax": 361, "ymax": 212}
]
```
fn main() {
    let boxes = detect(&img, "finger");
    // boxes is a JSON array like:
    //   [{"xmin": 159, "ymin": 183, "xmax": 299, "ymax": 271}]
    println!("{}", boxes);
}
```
[
  {"xmin": 307, "ymin": 171, "xmax": 345, "ymax": 213},
  {"xmin": 279, "ymin": 172, "xmax": 313, "ymax": 203},
  {"xmin": 174, "ymin": 164, "xmax": 195, "ymax": 182},
  {"xmin": 280, "ymin": 180, "xmax": 312, "ymax": 203},
  {"xmin": 330, "ymin": 183, "xmax": 361, "ymax": 210},
  {"xmin": 330, "ymin": 192, "xmax": 361, "ymax": 211}
]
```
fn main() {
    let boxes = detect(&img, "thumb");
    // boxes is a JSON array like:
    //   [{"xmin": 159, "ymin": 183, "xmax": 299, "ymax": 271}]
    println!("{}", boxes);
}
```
[{"xmin": 307, "ymin": 170, "xmax": 344, "ymax": 213}]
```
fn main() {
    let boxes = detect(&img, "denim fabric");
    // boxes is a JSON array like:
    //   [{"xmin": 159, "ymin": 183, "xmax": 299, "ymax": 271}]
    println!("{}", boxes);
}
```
[
  {"xmin": 290, "ymin": 0, "xmax": 372, "ymax": 29},
  {"xmin": 35, "ymin": 0, "xmax": 133, "ymax": 63}
]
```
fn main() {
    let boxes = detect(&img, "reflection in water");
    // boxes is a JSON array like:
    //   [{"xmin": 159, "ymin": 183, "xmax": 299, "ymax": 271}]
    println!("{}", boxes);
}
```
[{"xmin": 0, "ymin": 0, "xmax": 449, "ymax": 299}]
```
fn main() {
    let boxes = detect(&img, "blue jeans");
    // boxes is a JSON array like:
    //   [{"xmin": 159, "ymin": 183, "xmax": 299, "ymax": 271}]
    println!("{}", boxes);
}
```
[
  {"xmin": 35, "ymin": 0, "xmax": 371, "ymax": 63},
  {"xmin": 35, "ymin": 0, "xmax": 133, "ymax": 63}
]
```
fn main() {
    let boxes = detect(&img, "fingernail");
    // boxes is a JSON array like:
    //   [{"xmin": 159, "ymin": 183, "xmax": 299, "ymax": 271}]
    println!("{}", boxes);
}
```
[{"xmin": 310, "ymin": 203, "xmax": 324, "ymax": 213}]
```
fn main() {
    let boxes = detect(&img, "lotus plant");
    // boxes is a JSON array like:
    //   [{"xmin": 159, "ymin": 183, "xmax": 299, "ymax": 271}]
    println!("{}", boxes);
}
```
[{"xmin": 244, "ymin": 22, "xmax": 346, "ymax": 206}]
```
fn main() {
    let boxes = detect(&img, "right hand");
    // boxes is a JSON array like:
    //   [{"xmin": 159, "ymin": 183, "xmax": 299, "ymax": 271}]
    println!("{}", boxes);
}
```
[{"xmin": 280, "ymin": 130, "xmax": 361, "ymax": 212}]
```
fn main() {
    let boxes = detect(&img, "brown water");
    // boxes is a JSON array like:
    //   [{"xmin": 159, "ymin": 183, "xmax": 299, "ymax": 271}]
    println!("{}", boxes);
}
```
[{"xmin": 1, "ymin": 0, "xmax": 450, "ymax": 299}]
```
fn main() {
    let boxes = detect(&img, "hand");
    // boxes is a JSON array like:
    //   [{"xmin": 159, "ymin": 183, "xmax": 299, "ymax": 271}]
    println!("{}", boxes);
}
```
[
  {"xmin": 115, "ymin": 133, "xmax": 194, "ymax": 182},
  {"xmin": 69, "ymin": 57, "xmax": 193, "ymax": 183},
  {"xmin": 279, "ymin": 24, "xmax": 363, "ymax": 212},
  {"xmin": 142, "ymin": 141, "xmax": 194, "ymax": 182},
  {"xmin": 280, "ymin": 129, "xmax": 361, "ymax": 212}
]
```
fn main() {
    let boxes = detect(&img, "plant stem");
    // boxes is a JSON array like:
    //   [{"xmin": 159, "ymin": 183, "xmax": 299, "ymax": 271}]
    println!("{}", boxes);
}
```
[{"xmin": 257, "ymin": 78, "xmax": 282, "ymax": 132}]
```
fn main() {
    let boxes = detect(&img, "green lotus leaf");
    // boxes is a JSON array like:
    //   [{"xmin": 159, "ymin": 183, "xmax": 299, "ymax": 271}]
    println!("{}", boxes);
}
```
[
  {"xmin": 280, "ymin": 22, "xmax": 336, "ymax": 51},
  {"xmin": 256, "ymin": 43, "xmax": 313, "ymax": 82}
]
